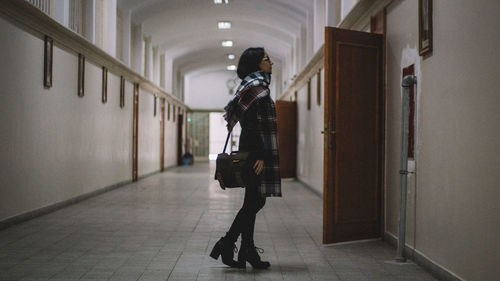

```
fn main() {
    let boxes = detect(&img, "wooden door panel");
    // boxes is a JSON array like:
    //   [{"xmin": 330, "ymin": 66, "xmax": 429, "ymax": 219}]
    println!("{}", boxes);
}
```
[
  {"xmin": 324, "ymin": 27, "xmax": 383, "ymax": 244},
  {"xmin": 160, "ymin": 99, "xmax": 165, "ymax": 171},
  {"xmin": 276, "ymin": 100, "xmax": 297, "ymax": 178},
  {"xmin": 335, "ymin": 43, "xmax": 379, "ymax": 225}
]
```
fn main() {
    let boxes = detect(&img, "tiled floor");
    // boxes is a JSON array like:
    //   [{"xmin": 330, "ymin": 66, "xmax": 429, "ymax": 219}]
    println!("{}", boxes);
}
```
[{"xmin": 0, "ymin": 163, "xmax": 438, "ymax": 281}]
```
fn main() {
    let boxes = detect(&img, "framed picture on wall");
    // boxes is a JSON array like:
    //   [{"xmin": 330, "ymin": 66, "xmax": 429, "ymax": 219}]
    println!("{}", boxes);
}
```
[
  {"xmin": 43, "ymin": 36, "xmax": 53, "ymax": 88},
  {"xmin": 102, "ymin": 67, "xmax": 108, "ymax": 104},
  {"xmin": 120, "ymin": 76, "xmax": 125, "ymax": 108},
  {"xmin": 78, "ymin": 54, "xmax": 85, "ymax": 97},
  {"xmin": 418, "ymin": 0, "xmax": 433, "ymax": 55}
]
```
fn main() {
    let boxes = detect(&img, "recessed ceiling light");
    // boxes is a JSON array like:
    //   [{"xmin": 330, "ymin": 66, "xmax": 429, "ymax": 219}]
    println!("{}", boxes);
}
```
[
  {"xmin": 227, "ymin": 54, "xmax": 235, "ymax": 60},
  {"xmin": 221, "ymin": 40, "xmax": 233, "ymax": 47},
  {"xmin": 214, "ymin": 0, "xmax": 229, "ymax": 4},
  {"xmin": 218, "ymin": 21, "xmax": 231, "ymax": 29},
  {"xmin": 227, "ymin": 65, "xmax": 237, "ymax": 71}
]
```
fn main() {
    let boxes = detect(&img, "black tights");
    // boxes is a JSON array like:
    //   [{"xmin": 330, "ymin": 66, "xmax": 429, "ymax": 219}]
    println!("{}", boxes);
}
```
[{"xmin": 226, "ymin": 181, "xmax": 266, "ymax": 246}]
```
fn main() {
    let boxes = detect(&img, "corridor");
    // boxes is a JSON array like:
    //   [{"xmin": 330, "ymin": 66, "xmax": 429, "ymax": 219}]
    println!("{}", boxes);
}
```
[
  {"xmin": 2, "ymin": 1, "xmax": 500, "ymax": 280},
  {"xmin": 0, "ymin": 163, "xmax": 436, "ymax": 281}
]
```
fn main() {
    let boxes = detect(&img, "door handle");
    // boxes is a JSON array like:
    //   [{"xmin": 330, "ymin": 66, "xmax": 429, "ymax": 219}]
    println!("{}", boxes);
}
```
[{"xmin": 321, "ymin": 130, "xmax": 336, "ymax": 135}]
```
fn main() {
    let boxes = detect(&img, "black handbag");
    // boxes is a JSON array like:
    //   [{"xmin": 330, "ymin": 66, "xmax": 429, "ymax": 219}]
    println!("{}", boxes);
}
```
[{"xmin": 214, "ymin": 132, "xmax": 252, "ymax": 189}]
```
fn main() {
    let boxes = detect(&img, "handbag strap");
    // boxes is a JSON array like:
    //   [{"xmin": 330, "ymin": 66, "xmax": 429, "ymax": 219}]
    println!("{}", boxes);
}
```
[{"xmin": 222, "ymin": 132, "xmax": 231, "ymax": 154}]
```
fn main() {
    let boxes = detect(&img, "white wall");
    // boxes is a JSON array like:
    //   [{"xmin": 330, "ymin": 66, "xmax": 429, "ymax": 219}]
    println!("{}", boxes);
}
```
[
  {"xmin": 295, "ymin": 71, "xmax": 325, "ymax": 195},
  {"xmin": 131, "ymin": 23, "xmax": 143, "ymax": 75},
  {"xmin": 313, "ymin": 0, "xmax": 326, "ymax": 52},
  {"xmin": 164, "ymin": 102, "xmax": 179, "ymax": 167},
  {"xmin": 326, "ymin": 0, "xmax": 341, "ymax": 27},
  {"xmin": 209, "ymin": 113, "xmax": 227, "ymax": 158},
  {"xmin": 138, "ymin": 90, "xmax": 161, "ymax": 176},
  {"xmin": 385, "ymin": 0, "xmax": 500, "ymax": 280},
  {"xmin": 103, "ymin": 0, "xmax": 117, "ymax": 57},
  {"xmin": 340, "ymin": 0, "xmax": 359, "ymax": 20},
  {"xmin": 0, "ymin": 17, "xmax": 182, "ymax": 222},
  {"xmin": 184, "ymin": 71, "xmax": 237, "ymax": 110}
]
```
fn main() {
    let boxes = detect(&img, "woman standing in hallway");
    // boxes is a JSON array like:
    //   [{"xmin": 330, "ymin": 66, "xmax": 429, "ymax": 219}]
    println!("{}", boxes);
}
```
[{"xmin": 210, "ymin": 47, "xmax": 281, "ymax": 269}]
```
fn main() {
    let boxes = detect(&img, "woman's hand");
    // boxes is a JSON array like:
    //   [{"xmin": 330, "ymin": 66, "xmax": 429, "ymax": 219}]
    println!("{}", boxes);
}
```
[{"xmin": 253, "ymin": 160, "xmax": 264, "ymax": 175}]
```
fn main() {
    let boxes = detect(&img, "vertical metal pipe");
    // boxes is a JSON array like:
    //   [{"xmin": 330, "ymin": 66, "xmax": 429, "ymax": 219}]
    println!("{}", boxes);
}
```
[{"xmin": 396, "ymin": 75, "xmax": 417, "ymax": 262}]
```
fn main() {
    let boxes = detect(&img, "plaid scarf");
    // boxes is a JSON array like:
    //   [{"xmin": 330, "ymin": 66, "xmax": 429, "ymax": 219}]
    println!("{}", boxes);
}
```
[
  {"xmin": 223, "ymin": 71, "xmax": 271, "ymax": 132},
  {"xmin": 223, "ymin": 71, "xmax": 281, "ymax": 197}
]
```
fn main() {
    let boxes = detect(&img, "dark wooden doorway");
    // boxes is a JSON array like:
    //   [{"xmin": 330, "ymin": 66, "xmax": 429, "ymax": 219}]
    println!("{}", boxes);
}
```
[
  {"xmin": 323, "ymin": 27, "xmax": 383, "ymax": 244},
  {"xmin": 132, "ymin": 83, "xmax": 139, "ymax": 182},
  {"xmin": 275, "ymin": 100, "xmax": 297, "ymax": 178},
  {"xmin": 160, "ymin": 98, "xmax": 165, "ymax": 171},
  {"xmin": 177, "ymin": 113, "xmax": 183, "ymax": 165}
]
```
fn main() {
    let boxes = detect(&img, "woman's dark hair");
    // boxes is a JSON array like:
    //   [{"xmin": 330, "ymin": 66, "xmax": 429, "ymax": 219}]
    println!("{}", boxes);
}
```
[{"xmin": 237, "ymin": 47, "xmax": 265, "ymax": 79}]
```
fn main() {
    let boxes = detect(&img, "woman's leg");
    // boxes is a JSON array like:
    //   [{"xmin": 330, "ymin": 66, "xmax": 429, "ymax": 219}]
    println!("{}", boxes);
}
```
[
  {"xmin": 226, "ymin": 180, "xmax": 266, "ymax": 244},
  {"xmin": 240, "ymin": 184, "xmax": 266, "ymax": 246}
]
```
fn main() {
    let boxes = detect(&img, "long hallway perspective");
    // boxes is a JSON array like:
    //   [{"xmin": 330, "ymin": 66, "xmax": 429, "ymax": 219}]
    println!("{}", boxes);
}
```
[
  {"xmin": 2, "ymin": 0, "xmax": 500, "ymax": 280},
  {"xmin": 0, "ymin": 163, "xmax": 437, "ymax": 281}
]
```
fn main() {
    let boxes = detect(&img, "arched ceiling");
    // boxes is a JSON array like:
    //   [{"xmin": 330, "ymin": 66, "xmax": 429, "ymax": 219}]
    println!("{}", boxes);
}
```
[{"xmin": 118, "ymin": 0, "xmax": 312, "ymax": 77}]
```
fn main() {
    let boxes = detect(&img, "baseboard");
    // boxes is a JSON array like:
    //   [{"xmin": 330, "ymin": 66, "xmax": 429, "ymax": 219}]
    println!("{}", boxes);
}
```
[
  {"xmin": 137, "ymin": 169, "xmax": 160, "ymax": 180},
  {"xmin": 0, "ymin": 166, "xmax": 177, "ymax": 231},
  {"xmin": 323, "ymin": 238, "xmax": 381, "ymax": 247},
  {"xmin": 296, "ymin": 178, "xmax": 323, "ymax": 198},
  {"xmin": 384, "ymin": 232, "xmax": 465, "ymax": 281}
]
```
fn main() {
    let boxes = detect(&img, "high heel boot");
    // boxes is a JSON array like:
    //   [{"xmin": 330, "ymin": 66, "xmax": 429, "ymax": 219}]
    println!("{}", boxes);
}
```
[
  {"xmin": 237, "ymin": 243, "xmax": 270, "ymax": 269},
  {"xmin": 209, "ymin": 237, "xmax": 240, "ymax": 267}
]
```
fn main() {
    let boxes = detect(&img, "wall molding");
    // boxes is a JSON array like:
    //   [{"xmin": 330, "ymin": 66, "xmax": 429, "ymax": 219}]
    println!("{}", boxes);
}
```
[
  {"xmin": 384, "ymin": 232, "xmax": 465, "ymax": 281},
  {"xmin": 0, "ymin": 0, "xmax": 188, "ymax": 111}
]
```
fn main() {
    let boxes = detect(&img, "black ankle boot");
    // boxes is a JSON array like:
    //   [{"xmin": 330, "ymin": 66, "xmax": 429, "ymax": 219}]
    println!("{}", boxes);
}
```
[
  {"xmin": 209, "ymin": 237, "xmax": 240, "ymax": 267},
  {"xmin": 237, "ymin": 243, "xmax": 270, "ymax": 269}
]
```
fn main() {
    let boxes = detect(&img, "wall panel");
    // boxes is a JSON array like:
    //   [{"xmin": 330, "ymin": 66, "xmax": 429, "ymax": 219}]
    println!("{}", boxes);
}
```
[{"xmin": 0, "ymin": 17, "xmax": 180, "ymax": 222}]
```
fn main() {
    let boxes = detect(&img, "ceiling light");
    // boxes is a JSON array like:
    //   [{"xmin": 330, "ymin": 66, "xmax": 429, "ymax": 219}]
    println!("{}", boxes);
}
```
[
  {"xmin": 227, "ymin": 54, "xmax": 235, "ymax": 60},
  {"xmin": 221, "ymin": 40, "xmax": 233, "ymax": 47},
  {"xmin": 214, "ymin": 0, "xmax": 229, "ymax": 4},
  {"xmin": 218, "ymin": 21, "xmax": 231, "ymax": 29},
  {"xmin": 227, "ymin": 65, "xmax": 236, "ymax": 71}
]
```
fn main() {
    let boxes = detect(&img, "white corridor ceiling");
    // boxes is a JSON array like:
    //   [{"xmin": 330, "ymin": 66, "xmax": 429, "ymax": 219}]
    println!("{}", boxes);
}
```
[{"xmin": 118, "ymin": 0, "xmax": 312, "ymax": 77}]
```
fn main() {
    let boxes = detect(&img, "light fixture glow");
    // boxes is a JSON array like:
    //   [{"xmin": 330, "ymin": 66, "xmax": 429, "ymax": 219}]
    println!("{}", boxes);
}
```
[
  {"xmin": 227, "ymin": 65, "xmax": 237, "ymax": 71},
  {"xmin": 214, "ymin": 0, "xmax": 228, "ymax": 4},
  {"xmin": 221, "ymin": 40, "xmax": 233, "ymax": 47},
  {"xmin": 227, "ymin": 54, "xmax": 235, "ymax": 60},
  {"xmin": 218, "ymin": 21, "xmax": 231, "ymax": 29}
]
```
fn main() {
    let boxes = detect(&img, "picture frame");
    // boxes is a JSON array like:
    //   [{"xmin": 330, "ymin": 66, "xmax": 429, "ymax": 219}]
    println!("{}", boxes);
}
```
[
  {"xmin": 154, "ymin": 94, "xmax": 157, "ymax": 117},
  {"xmin": 307, "ymin": 79, "xmax": 311, "ymax": 110},
  {"xmin": 316, "ymin": 70, "xmax": 321, "ymax": 106},
  {"xmin": 102, "ymin": 67, "xmax": 108, "ymax": 104},
  {"xmin": 43, "ymin": 36, "xmax": 53, "ymax": 89},
  {"xmin": 120, "ymin": 76, "xmax": 125, "ymax": 108},
  {"xmin": 418, "ymin": 0, "xmax": 433, "ymax": 56},
  {"xmin": 77, "ymin": 54, "xmax": 85, "ymax": 97}
]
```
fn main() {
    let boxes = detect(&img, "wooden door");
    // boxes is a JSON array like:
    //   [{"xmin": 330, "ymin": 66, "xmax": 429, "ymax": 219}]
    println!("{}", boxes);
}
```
[
  {"xmin": 323, "ymin": 27, "xmax": 383, "ymax": 244},
  {"xmin": 160, "ymin": 99, "xmax": 165, "ymax": 171},
  {"xmin": 177, "ymin": 114, "xmax": 183, "ymax": 165},
  {"xmin": 132, "ymin": 83, "xmax": 139, "ymax": 181},
  {"xmin": 276, "ymin": 100, "xmax": 297, "ymax": 178}
]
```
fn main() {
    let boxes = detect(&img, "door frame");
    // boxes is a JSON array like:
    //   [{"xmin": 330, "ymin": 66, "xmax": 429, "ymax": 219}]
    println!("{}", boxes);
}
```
[{"xmin": 371, "ymin": 8, "xmax": 387, "ymax": 239}]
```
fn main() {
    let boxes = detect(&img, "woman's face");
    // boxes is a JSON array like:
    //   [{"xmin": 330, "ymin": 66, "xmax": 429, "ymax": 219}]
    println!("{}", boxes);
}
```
[{"xmin": 259, "ymin": 52, "xmax": 273, "ymax": 74}]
